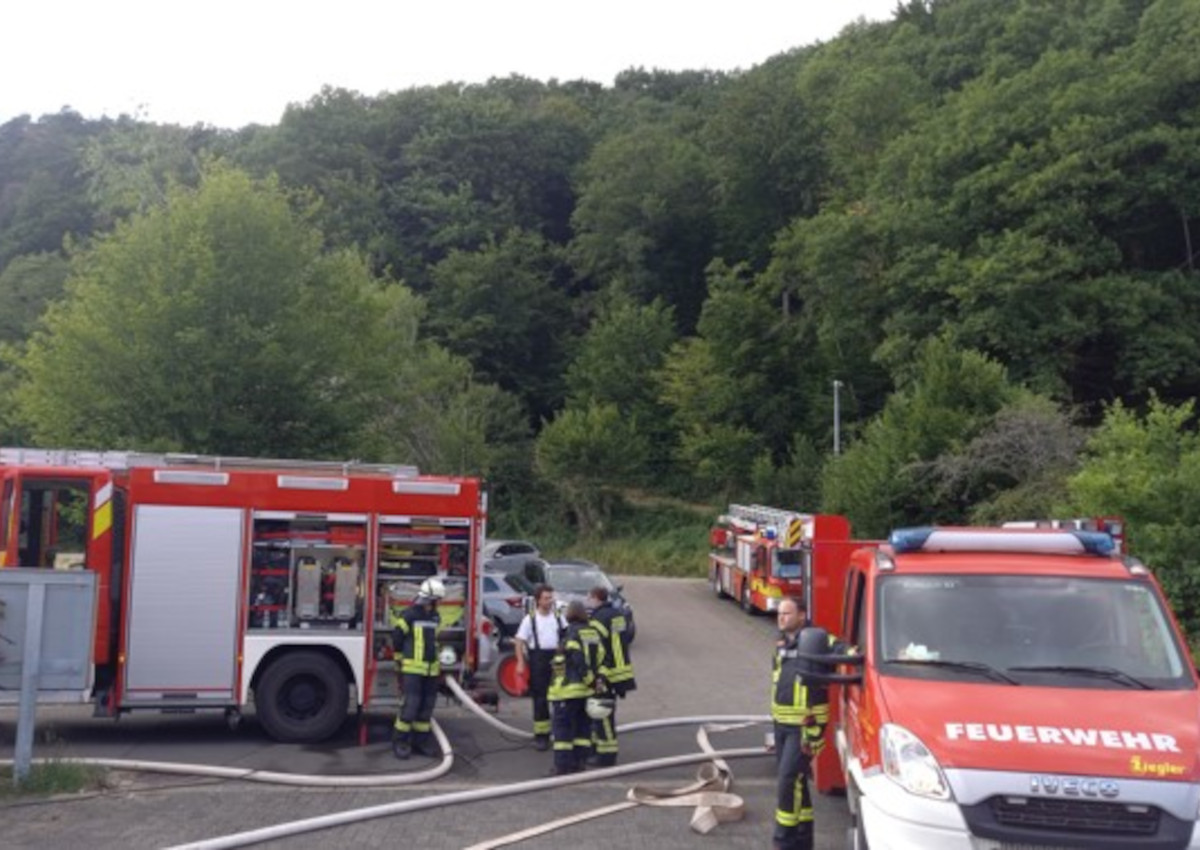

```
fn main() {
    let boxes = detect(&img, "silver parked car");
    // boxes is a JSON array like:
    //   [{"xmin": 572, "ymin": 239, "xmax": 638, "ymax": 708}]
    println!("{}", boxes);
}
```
[
  {"xmin": 544, "ymin": 559, "xmax": 636, "ymax": 644},
  {"xmin": 481, "ymin": 569, "xmax": 536, "ymax": 637},
  {"xmin": 482, "ymin": 538, "xmax": 547, "ymax": 586}
]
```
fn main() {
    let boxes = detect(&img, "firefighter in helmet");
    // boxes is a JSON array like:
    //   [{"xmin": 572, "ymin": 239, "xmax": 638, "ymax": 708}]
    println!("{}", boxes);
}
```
[
  {"xmin": 586, "ymin": 585, "xmax": 635, "ymax": 766},
  {"xmin": 770, "ymin": 596, "xmax": 846, "ymax": 850},
  {"xmin": 391, "ymin": 577, "xmax": 446, "ymax": 760},
  {"xmin": 547, "ymin": 599, "xmax": 605, "ymax": 776}
]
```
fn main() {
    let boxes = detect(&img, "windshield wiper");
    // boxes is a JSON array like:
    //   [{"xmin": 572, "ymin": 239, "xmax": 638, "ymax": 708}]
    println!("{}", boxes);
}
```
[
  {"xmin": 887, "ymin": 658, "xmax": 1020, "ymax": 685},
  {"xmin": 1006, "ymin": 665, "xmax": 1154, "ymax": 690}
]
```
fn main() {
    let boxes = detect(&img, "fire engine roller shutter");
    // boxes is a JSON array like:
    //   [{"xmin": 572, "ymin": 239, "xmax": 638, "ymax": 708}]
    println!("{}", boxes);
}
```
[{"xmin": 124, "ymin": 505, "xmax": 243, "ymax": 700}]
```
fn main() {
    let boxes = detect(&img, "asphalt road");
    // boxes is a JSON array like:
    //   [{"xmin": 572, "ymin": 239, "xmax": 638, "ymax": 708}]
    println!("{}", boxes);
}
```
[{"xmin": 0, "ymin": 576, "xmax": 853, "ymax": 848}]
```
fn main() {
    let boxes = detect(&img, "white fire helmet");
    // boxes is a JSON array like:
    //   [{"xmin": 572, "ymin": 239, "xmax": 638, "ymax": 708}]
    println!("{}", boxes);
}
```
[
  {"xmin": 586, "ymin": 696, "xmax": 615, "ymax": 720},
  {"xmin": 419, "ymin": 577, "xmax": 447, "ymax": 601}
]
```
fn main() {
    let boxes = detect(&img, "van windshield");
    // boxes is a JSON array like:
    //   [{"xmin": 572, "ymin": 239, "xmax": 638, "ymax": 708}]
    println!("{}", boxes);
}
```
[{"xmin": 876, "ymin": 574, "xmax": 1194, "ymax": 690}]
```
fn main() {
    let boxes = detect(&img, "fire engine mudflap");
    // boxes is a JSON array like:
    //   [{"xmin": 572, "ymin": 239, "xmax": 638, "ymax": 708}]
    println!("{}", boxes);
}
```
[{"xmin": 827, "ymin": 526, "xmax": 1200, "ymax": 850}]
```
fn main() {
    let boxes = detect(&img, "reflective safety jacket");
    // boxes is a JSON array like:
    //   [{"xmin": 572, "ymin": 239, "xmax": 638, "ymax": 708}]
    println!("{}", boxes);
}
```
[
  {"xmin": 549, "ymin": 620, "xmax": 606, "ymax": 701},
  {"xmin": 771, "ymin": 629, "xmax": 841, "ymax": 750},
  {"xmin": 392, "ymin": 601, "xmax": 441, "ymax": 677},
  {"xmin": 590, "ymin": 602, "xmax": 636, "ymax": 695}
]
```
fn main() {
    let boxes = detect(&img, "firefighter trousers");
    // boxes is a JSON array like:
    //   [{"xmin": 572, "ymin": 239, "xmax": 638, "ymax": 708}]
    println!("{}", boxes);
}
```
[
  {"xmin": 550, "ymin": 697, "xmax": 591, "ymax": 773},
  {"xmin": 591, "ymin": 691, "xmax": 618, "ymax": 765},
  {"xmin": 528, "ymin": 649, "xmax": 555, "ymax": 739},
  {"xmin": 394, "ymin": 673, "xmax": 440, "ymax": 753},
  {"xmin": 773, "ymin": 722, "xmax": 815, "ymax": 850}
]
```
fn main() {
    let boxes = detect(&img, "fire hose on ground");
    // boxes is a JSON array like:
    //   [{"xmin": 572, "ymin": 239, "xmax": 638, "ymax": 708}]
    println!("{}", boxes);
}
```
[{"xmin": 5, "ymin": 674, "xmax": 774, "ymax": 849}]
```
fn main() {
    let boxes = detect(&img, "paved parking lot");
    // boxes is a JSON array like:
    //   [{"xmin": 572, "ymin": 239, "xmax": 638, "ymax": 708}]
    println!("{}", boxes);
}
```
[{"xmin": 0, "ymin": 577, "xmax": 853, "ymax": 848}]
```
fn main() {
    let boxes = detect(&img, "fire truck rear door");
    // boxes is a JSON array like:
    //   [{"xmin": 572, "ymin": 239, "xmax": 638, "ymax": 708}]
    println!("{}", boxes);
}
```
[{"xmin": 123, "ymin": 505, "xmax": 243, "ymax": 703}]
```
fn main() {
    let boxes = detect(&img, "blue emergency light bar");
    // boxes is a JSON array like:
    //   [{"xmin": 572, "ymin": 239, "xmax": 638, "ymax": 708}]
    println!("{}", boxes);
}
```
[{"xmin": 889, "ymin": 527, "xmax": 1117, "ymax": 557}]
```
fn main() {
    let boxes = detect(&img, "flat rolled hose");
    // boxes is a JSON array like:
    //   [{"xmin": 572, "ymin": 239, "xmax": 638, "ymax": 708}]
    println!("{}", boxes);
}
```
[{"xmin": 463, "ymin": 722, "xmax": 753, "ymax": 849}]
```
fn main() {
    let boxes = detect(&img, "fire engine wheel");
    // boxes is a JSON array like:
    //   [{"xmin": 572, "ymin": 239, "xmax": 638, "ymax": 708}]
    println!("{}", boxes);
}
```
[
  {"xmin": 255, "ymin": 651, "xmax": 349, "ymax": 743},
  {"xmin": 740, "ymin": 584, "xmax": 756, "ymax": 615}
]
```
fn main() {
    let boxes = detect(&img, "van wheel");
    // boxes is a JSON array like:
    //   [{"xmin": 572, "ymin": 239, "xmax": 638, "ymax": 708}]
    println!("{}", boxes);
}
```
[{"xmin": 255, "ymin": 651, "xmax": 349, "ymax": 743}]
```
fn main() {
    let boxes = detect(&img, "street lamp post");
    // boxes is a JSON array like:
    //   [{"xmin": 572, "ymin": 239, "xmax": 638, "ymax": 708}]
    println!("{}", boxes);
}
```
[{"xmin": 833, "ymin": 380, "xmax": 843, "ymax": 455}]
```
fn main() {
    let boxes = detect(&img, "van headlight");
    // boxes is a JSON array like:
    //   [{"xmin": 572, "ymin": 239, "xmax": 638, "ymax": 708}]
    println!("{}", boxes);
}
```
[{"xmin": 880, "ymin": 723, "xmax": 951, "ymax": 800}]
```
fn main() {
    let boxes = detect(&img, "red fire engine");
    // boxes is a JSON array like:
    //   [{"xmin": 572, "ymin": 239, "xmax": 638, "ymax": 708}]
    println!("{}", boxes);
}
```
[
  {"xmin": 0, "ymin": 447, "xmax": 491, "ymax": 743},
  {"xmin": 708, "ymin": 504, "xmax": 853, "ymax": 617}
]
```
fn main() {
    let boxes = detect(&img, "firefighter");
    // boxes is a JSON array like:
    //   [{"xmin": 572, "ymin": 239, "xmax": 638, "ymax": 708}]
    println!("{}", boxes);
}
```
[
  {"xmin": 547, "ymin": 599, "xmax": 605, "ymax": 776},
  {"xmin": 770, "ymin": 596, "xmax": 842, "ymax": 850},
  {"xmin": 391, "ymin": 577, "xmax": 445, "ymax": 760},
  {"xmin": 513, "ymin": 583, "xmax": 564, "ymax": 751},
  {"xmin": 586, "ymin": 585, "xmax": 635, "ymax": 767}
]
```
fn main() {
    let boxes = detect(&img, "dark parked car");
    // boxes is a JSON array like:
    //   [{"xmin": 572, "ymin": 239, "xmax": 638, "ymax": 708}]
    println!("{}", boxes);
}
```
[{"xmin": 544, "ymin": 559, "xmax": 636, "ymax": 644}]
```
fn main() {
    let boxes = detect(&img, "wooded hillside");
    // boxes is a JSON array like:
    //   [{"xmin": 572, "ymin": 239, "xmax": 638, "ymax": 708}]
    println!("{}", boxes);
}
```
[{"xmin": 3, "ymin": 2, "xmax": 1199, "ymax": 617}]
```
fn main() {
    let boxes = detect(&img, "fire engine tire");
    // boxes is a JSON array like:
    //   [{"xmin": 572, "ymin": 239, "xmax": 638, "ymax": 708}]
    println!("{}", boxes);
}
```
[
  {"xmin": 255, "ymin": 651, "xmax": 350, "ymax": 743},
  {"xmin": 711, "ymin": 570, "xmax": 727, "ymax": 599},
  {"xmin": 740, "ymin": 584, "xmax": 755, "ymax": 615}
]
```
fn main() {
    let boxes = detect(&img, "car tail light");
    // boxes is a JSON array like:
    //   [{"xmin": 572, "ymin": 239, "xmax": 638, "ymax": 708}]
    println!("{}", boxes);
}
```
[{"xmin": 505, "ymin": 596, "xmax": 524, "ymax": 608}]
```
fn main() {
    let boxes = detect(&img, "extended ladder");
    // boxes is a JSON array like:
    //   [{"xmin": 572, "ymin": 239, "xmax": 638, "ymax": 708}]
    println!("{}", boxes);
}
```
[
  {"xmin": 0, "ymin": 447, "xmax": 419, "ymax": 478},
  {"xmin": 728, "ymin": 503, "xmax": 802, "ymax": 529}
]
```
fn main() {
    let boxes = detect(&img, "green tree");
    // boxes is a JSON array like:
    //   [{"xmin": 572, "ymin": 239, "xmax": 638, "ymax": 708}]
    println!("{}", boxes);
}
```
[
  {"xmin": 1067, "ymin": 396, "xmax": 1200, "ymax": 634},
  {"xmin": 701, "ymin": 50, "xmax": 827, "ymax": 266},
  {"xmin": 566, "ymin": 293, "xmax": 677, "ymax": 482},
  {"xmin": 12, "ymin": 166, "xmax": 431, "ymax": 459},
  {"xmin": 0, "ymin": 111, "xmax": 99, "ymax": 271},
  {"xmin": 80, "ymin": 116, "xmax": 214, "ymax": 229},
  {"xmin": 570, "ymin": 125, "xmax": 717, "ymax": 331},
  {"xmin": 356, "ymin": 343, "xmax": 530, "ymax": 481},
  {"xmin": 821, "ymin": 337, "xmax": 1021, "ymax": 536},
  {"xmin": 425, "ymin": 229, "xmax": 574, "ymax": 424},
  {"xmin": 534, "ymin": 401, "xmax": 649, "ymax": 534},
  {"xmin": 0, "ymin": 252, "xmax": 70, "ymax": 344}
]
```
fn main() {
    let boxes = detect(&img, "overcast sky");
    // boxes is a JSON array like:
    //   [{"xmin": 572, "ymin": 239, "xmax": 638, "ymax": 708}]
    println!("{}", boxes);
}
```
[{"xmin": 4, "ymin": 1, "xmax": 900, "ymax": 130}]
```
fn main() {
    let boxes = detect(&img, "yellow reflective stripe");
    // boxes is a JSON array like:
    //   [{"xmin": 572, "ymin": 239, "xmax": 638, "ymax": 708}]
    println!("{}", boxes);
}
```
[
  {"xmin": 776, "ymin": 810, "xmax": 801, "ymax": 827},
  {"xmin": 92, "ymin": 482, "xmax": 113, "ymax": 540}
]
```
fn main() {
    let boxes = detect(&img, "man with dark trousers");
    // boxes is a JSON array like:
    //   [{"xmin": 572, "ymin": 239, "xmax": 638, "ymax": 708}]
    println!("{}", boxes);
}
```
[
  {"xmin": 514, "ymin": 584, "xmax": 563, "ymax": 751},
  {"xmin": 771, "ymin": 596, "xmax": 831, "ymax": 850},
  {"xmin": 587, "ymin": 585, "xmax": 635, "ymax": 766},
  {"xmin": 548, "ymin": 599, "xmax": 605, "ymax": 775},
  {"xmin": 391, "ymin": 577, "xmax": 445, "ymax": 759}
]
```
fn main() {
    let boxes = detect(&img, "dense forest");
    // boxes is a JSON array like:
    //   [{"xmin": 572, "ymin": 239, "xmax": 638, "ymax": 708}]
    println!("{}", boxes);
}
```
[{"xmin": 3, "ymin": 0, "xmax": 1200, "ymax": 625}]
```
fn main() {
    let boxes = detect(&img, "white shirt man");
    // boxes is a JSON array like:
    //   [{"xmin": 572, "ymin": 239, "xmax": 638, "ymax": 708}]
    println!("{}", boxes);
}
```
[{"xmin": 514, "ymin": 585, "xmax": 564, "ymax": 750}]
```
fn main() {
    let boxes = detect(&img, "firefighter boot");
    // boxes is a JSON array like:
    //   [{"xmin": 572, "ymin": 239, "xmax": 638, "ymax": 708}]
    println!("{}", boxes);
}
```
[
  {"xmin": 534, "ymin": 734, "xmax": 550, "ymax": 751},
  {"xmin": 392, "ymin": 735, "xmax": 412, "ymax": 760},
  {"xmin": 413, "ymin": 734, "xmax": 440, "ymax": 758}
]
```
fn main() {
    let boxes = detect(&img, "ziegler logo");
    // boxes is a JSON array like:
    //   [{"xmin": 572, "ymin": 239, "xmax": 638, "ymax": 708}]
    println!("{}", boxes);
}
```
[{"xmin": 1030, "ymin": 776, "xmax": 1120, "ymax": 798}]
